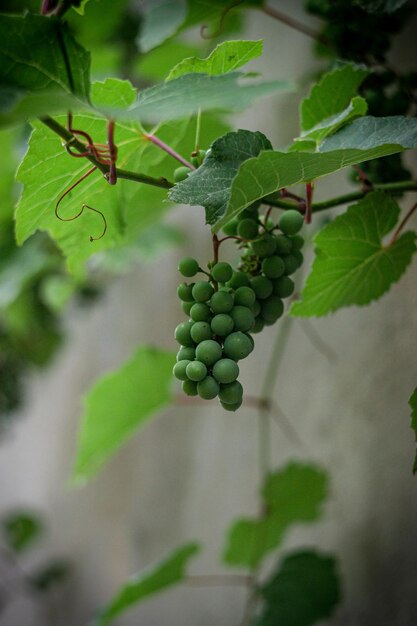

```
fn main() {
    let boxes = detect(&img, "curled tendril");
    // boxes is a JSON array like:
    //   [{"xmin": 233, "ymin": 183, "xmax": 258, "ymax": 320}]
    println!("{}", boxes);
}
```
[
  {"xmin": 200, "ymin": 0, "xmax": 244, "ymax": 39},
  {"xmin": 54, "ymin": 166, "xmax": 108, "ymax": 242}
]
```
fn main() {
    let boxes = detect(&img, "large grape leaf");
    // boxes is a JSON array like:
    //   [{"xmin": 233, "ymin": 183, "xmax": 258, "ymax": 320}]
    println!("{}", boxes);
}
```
[
  {"xmin": 169, "ymin": 129, "xmax": 272, "ymax": 224},
  {"xmin": 291, "ymin": 192, "xmax": 416, "ymax": 317},
  {"xmin": 409, "ymin": 388, "xmax": 417, "ymax": 474},
  {"xmin": 320, "ymin": 115, "xmax": 417, "ymax": 152},
  {"xmin": 254, "ymin": 551, "xmax": 341, "ymax": 626},
  {"xmin": 94, "ymin": 543, "xmax": 199, "ymax": 626},
  {"xmin": 73, "ymin": 346, "xmax": 175, "ymax": 483},
  {"xmin": 223, "ymin": 463, "xmax": 327, "ymax": 569},
  {"xmin": 137, "ymin": 0, "xmax": 187, "ymax": 53},
  {"xmin": 166, "ymin": 39, "xmax": 263, "ymax": 80}
]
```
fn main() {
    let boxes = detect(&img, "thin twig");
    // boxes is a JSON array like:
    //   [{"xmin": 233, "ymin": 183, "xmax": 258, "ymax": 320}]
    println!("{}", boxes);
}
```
[
  {"xmin": 261, "ymin": 4, "xmax": 329, "ymax": 46},
  {"xmin": 389, "ymin": 201, "xmax": 417, "ymax": 244},
  {"xmin": 144, "ymin": 133, "xmax": 195, "ymax": 170}
]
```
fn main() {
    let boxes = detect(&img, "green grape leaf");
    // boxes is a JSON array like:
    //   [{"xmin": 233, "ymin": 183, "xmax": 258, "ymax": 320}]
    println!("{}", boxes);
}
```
[
  {"xmin": 255, "ymin": 551, "xmax": 341, "ymax": 626},
  {"xmin": 354, "ymin": 0, "xmax": 408, "ymax": 13},
  {"xmin": 0, "ymin": 14, "xmax": 90, "ymax": 97},
  {"xmin": 39, "ymin": 275, "xmax": 77, "ymax": 312},
  {"xmin": 166, "ymin": 39, "xmax": 263, "ymax": 81},
  {"xmin": 223, "ymin": 463, "xmax": 327, "ymax": 569},
  {"xmin": 73, "ymin": 346, "xmax": 175, "ymax": 483},
  {"xmin": 136, "ymin": 40, "xmax": 202, "ymax": 81},
  {"xmin": 123, "ymin": 72, "xmax": 293, "ymax": 123},
  {"xmin": 91, "ymin": 78, "xmax": 137, "ymax": 109},
  {"xmin": 137, "ymin": 0, "xmax": 187, "ymax": 53},
  {"xmin": 94, "ymin": 543, "xmax": 200, "ymax": 626},
  {"xmin": 291, "ymin": 192, "xmax": 417, "ymax": 317},
  {"xmin": 216, "ymin": 116, "xmax": 417, "ymax": 231},
  {"xmin": 409, "ymin": 387, "xmax": 417, "ymax": 474},
  {"xmin": 300, "ymin": 63, "xmax": 369, "ymax": 133},
  {"xmin": 169, "ymin": 129, "xmax": 272, "ymax": 224},
  {"xmin": 2, "ymin": 511, "xmax": 42, "ymax": 553}
]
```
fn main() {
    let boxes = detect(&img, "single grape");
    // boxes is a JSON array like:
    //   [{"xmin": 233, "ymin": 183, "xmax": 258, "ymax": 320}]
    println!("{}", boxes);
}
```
[
  {"xmin": 190, "ymin": 149, "xmax": 206, "ymax": 167},
  {"xmin": 237, "ymin": 218, "xmax": 259, "ymax": 240},
  {"xmin": 173, "ymin": 360, "xmax": 191, "ymax": 381},
  {"xmin": 246, "ymin": 200, "xmax": 261, "ymax": 212},
  {"xmin": 251, "ymin": 233, "xmax": 277, "ymax": 257},
  {"xmin": 283, "ymin": 252, "xmax": 303, "ymax": 275},
  {"xmin": 190, "ymin": 302, "xmax": 212, "ymax": 322},
  {"xmin": 210, "ymin": 290, "xmax": 234, "ymax": 314},
  {"xmin": 186, "ymin": 360, "xmax": 207, "ymax": 382},
  {"xmin": 212, "ymin": 262, "xmax": 233, "ymax": 283},
  {"xmin": 227, "ymin": 271, "xmax": 250, "ymax": 289},
  {"xmin": 175, "ymin": 321, "xmax": 194, "ymax": 346},
  {"xmin": 261, "ymin": 295, "xmax": 284, "ymax": 323},
  {"xmin": 190, "ymin": 321, "xmax": 212, "ymax": 343},
  {"xmin": 174, "ymin": 166, "xmax": 191, "ymax": 182},
  {"xmin": 237, "ymin": 208, "xmax": 258, "ymax": 221},
  {"xmin": 231, "ymin": 306, "xmax": 255, "ymax": 332},
  {"xmin": 197, "ymin": 376, "xmax": 219, "ymax": 400},
  {"xmin": 177, "ymin": 282, "xmax": 195, "ymax": 302},
  {"xmin": 211, "ymin": 314, "xmax": 234, "ymax": 336},
  {"xmin": 279, "ymin": 209, "xmax": 304, "ymax": 235},
  {"xmin": 223, "ymin": 332, "xmax": 253, "ymax": 360},
  {"xmin": 272, "ymin": 276, "xmax": 295, "ymax": 298},
  {"xmin": 192, "ymin": 281, "xmax": 214, "ymax": 302},
  {"xmin": 182, "ymin": 301, "xmax": 193, "ymax": 316},
  {"xmin": 290, "ymin": 234, "xmax": 304, "ymax": 250},
  {"xmin": 274, "ymin": 234, "xmax": 293, "ymax": 255},
  {"xmin": 220, "ymin": 397, "xmax": 243, "ymax": 412},
  {"xmin": 252, "ymin": 317, "xmax": 264, "ymax": 334},
  {"xmin": 222, "ymin": 219, "xmax": 238, "ymax": 237},
  {"xmin": 234, "ymin": 286, "xmax": 256, "ymax": 308},
  {"xmin": 195, "ymin": 339, "xmax": 222, "ymax": 366},
  {"xmin": 252, "ymin": 299, "xmax": 261, "ymax": 317},
  {"xmin": 212, "ymin": 358, "xmax": 239, "ymax": 384},
  {"xmin": 262, "ymin": 255, "xmax": 285, "ymax": 279},
  {"xmin": 219, "ymin": 380, "xmax": 243, "ymax": 405},
  {"xmin": 182, "ymin": 380, "xmax": 198, "ymax": 396},
  {"xmin": 250, "ymin": 275, "xmax": 273, "ymax": 300},
  {"xmin": 176, "ymin": 346, "xmax": 195, "ymax": 361},
  {"xmin": 178, "ymin": 257, "xmax": 199, "ymax": 277}
]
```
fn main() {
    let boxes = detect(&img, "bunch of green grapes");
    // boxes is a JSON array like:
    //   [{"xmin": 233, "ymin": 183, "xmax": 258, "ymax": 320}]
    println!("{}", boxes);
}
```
[{"xmin": 173, "ymin": 206, "xmax": 304, "ymax": 411}]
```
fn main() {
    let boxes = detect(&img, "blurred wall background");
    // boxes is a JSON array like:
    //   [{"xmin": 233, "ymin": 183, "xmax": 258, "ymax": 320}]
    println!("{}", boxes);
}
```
[{"xmin": 0, "ymin": 1, "xmax": 417, "ymax": 625}]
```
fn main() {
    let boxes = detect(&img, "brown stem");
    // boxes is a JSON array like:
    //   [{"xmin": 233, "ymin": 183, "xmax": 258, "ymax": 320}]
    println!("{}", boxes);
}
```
[
  {"xmin": 305, "ymin": 181, "xmax": 314, "ymax": 224},
  {"xmin": 389, "ymin": 201, "xmax": 417, "ymax": 244},
  {"xmin": 212, "ymin": 233, "xmax": 220, "ymax": 264},
  {"xmin": 261, "ymin": 4, "xmax": 330, "ymax": 47},
  {"xmin": 107, "ymin": 119, "xmax": 117, "ymax": 185}
]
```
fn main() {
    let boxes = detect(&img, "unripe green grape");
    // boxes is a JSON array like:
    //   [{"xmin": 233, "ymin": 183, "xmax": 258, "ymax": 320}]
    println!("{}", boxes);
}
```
[
  {"xmin": 190, "ymin": 149, "xmax": 206, "ymax": 167},
  {"xmin": 173, "ymin": 360, "xmax": 191, "ymax": 381},
  {"xmin": 175, "ymin": 321, "xmax": 194, "ymax": 346},
  {"xmin": 178, "ymin": 256, "xmax": 199, "ymax": 277},
  {"xmin": 190, "ymin": 302, "xmax": 211, "ymax": 322},
  {"xmin": 252, "ymin": 317, "xmax": 264, "ymax": 333},
  {"xmin": 279, "ymin": 209, "xmax": 304, "ymax": 235},
  {"xmin": 212, "ymin": 358, "xmax": 239, "ymax": 384},
  {"xmin": 195, "ymin": 339, "xmax": 222, "ymax": 366},
  {"xmin": 272, "ymin": 276, "xmax": 295, "ymax": 298},
  {"xmin": 250, "ymin": 275, "xmax": 273, "ymax": 300},
  {"xmin": 222, "ymin": 219, "xmax": 238, "ymax": 237},
  {"xmin": 234, "ymin": 286, "xmax": 256, "ymax": 308},
  {"xmin": 182, "ymin": 301, "xmax": 193, "ymax": 315},
  {"xmin": 211, "ymin": 314, "xmax": 234, "ymax": 336},
  {"xmin": 251, "ymin": 233, "xmax": 277, "ymax": 257},
  {"xmin": 227, "ymin": 271, "xmax": 250, "ymax": 289},
  {"xmin": 223, "ymin": 331, "xmax": 253, "ymax": 360},
  {"xmin": 237, "ymin": 208, "xmax": 258, "ymax": 221},
  {"xmin": 262, "ymin": 255, "xmax": 285, "ymax": 279},
  {"xmin": 197, "ymin": 376, "xmax": 219, "ymax": 400},
  {"xmin": 210, "ymin": 290, "xmax": 234, "ymax": 314},
  {"xmin": 290, "ymin": 234, "xmax": 304, "ymax": 251},
  {"xmin": 177, "ymin": 346, "xmax": 195, "ymax": 361},
  {"xmin": 261, "ymin": 295, "xmax": 284, "ymax": 323},
  {"xmin": 186, "ymin": 360, "xmax": 207, "ymax": 382},
  {"xmin": 177, "ymin": 282, "xmax": 195, "ymax": 302},
  {"xmin": 293, "ymin": 250, "xmax": 303, "ymax": 267},
  {"xmin": 190, "ymin": 321, "xmax": 212, "ymax": 343},
  {"xmin": 192, "ymin": 281, "xmax": 214, "ymax": 302},
  {"xmin": 219, "ymin": 380, "xmax": 243, "ymax": 405},
  {"xmin": 211, "ymin": 262, "xmax": 233, "ymax": 283},
  {"xmin": 237, "ymin": 218, "xmax": 259, "ymax": 240},
  {"xmin": 231, "ymin": 306, "xmax": 255, "ymax": 332},
  {"xmin": 274, "ymin": 234, "xmax": 293, "ymax": 255},
  {"xmin": 252, "ymin": 299, "xmax": 261, "ymax": 317},
  {"xmin": 283, "ymin": 252, "xmax": 303, "ymax": 275},
  {"xmin": 182, "ymin": 379, "xmax": 198, "ymax": 396},
  {"xmin": 220, "ymin": 397, "xmax": 243, "ymax": 412},
  {"xmin": 174, "ymin": 166, "xmax": 191, "ymax": 182}
]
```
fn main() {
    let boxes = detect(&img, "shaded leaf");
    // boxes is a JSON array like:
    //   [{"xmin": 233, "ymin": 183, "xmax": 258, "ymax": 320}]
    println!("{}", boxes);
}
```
[
  {"xmin": 320, "ymin": 115, "xmax": 417, "ymax": 152},
  {"xmin": 409, "ymin": 387, "xmax": 417, "ymax": 474},
  {"xmin": 291, "ymin": 192, "xmax": 416, "ymax": 317},
  {"xmin": 94, "ymin": 543, "xmax": 200, "ymax": 626},
  {"xmin": 223, "ymin": 463, "xmax": 327, "ymax": 569},
  {"xmin": 169, "ymin": 129, "xmax": 272, "ymax": 224},
  {"xmin": 73, "ymin": 346, "xmax": 175, "ymax": 483},
  {"xmin": 2, "ymin": 511, "xmax": 42, "ymax": 553},
  {"xmin": 255, "ymin": 551, "xmax": 341, "ymax": 626},
  {"xmin": 137, "ymin": 0, "xmax": 187, "ymax": 53},
  {"xmin": 354, "ymin": 0, "xmax": 408, "ymax": 12},
  {"xmin": 167, "ymin": 39, "xmax": 263, "ymax": 81}
]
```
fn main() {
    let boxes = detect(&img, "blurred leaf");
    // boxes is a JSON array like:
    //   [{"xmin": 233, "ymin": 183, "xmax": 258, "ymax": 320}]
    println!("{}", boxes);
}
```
[
  {"xmin": 73, "ymin": 346, "xmax": 175, "ymax": 482},
  {"xmin": 32, "ymin": 560, "xmax": 71, "ymax": 592},
  {"xmin": 223, "ymin": 463, "xmax": 327, "ymax": 569},
  {"xmin": 137, "ymin": 0, "xmax": 187, "ymax": 53},
  {"xmin": 94, "ymin": 542, "xmax": 200, "ymax": 626},
  {"xmin": 291, "ymin": 192, "xmax": 416, "ymax": 317},
  {"xmin": 354, "ymin": 0, "xmax": 408, "ymax": 12},
  {"xmin": 136, "ymin": 40, "xmax": 201, "ymax": 81},
  {"xmin": 39, "ymin": 275, "xmax": 77, "ymax": 312},
  {"xmin": 2, "ymin": 511, "xmax": 42, "ymax": 553},
  {"xmin": 167, "ymin": 39, "xmax": 263, "ymax": 80},
  {"xmin": 409, "ymin": 387, "xmax": 417, "ymax": 474},
  {"xmin": 254, "ymin": 551, "xmax": 341, "ymax": 626}
]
